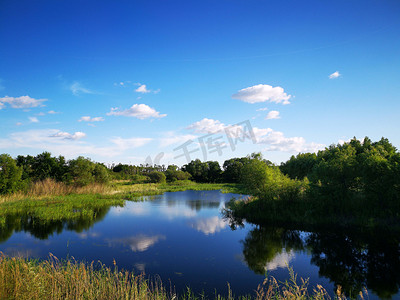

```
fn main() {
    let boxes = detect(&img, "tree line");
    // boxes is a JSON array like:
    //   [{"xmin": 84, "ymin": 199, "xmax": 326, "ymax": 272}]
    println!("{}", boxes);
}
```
[{"xmin": 1, "ymin": 137, "xmax": 399, "ymax": 206}]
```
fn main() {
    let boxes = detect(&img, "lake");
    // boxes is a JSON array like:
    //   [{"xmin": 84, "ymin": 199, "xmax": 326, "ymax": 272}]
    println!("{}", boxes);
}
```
[{"xmin": 0, "ymin": 190, "xmax": 398, "ymax": 299}]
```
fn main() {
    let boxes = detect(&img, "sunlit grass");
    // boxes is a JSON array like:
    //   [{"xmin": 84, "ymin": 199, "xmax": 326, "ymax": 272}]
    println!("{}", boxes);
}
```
[
  {"xmin": 0, "ymin": 180, "xmax": 245, "ymax": 228},
  {"xmin": 0, "ymin": 254, "xmax": 363, "ymax": 299}
]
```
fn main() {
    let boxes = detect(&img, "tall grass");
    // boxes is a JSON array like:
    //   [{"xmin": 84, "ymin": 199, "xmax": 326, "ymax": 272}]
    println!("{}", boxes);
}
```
[
  {"xmin": 0, "ymin": 180, "xmax": 244, "ymax": 205},
  {"xmin": 0, "ymin": 178, "xmax": 114, "ymax": 204},
  {"xmin": 0, "ymin": 253, "xmax": 170, "ymax": 300},
  {"xmin": 0, "ymin": 254, "xmax": 366, "ymax": 300}
]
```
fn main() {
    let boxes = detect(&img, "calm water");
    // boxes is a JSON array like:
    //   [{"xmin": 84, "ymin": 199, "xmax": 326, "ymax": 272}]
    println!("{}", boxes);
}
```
[{"xmin": 1, "ymin": 190, "xmax": 399, "ymax": 299}]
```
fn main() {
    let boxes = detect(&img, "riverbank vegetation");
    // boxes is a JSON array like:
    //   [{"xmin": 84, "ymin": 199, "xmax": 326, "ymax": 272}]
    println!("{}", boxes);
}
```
[
  {"xmin": 1, "ymin": 136, "xmax": 399, "ymax": 229},
  {"xmin": 0, "ymin": 253, "xmax": 357, "ymax": 300},
  {"xmin": 225, "ymin": 137, "xmax": 400, "ymax": 229}
]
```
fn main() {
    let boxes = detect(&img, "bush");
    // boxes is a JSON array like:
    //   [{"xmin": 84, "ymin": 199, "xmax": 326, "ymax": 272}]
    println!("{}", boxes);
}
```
[
  {"xmin": 131, "ymin": 174, "xmax": 150, "ymax": 184},
  {"xmin": 241, "ymin": 157, "xmax": 307, "ymax": 202},
  {"xmin": 93, "ymin": 164, "xmax": 109, "ymax": 184},
  {"xmin": 148, "ymin": 171, "xmax": 166, "ymax": 183},
  {"xmin": 165, "ymin": 169, "xmax": 191, "ymax": 182},
  {"xmin": 68, "ymin": 157, "xmax": 96, "ymax": 187},
  {"xmin": 0, "ymin": 154, "xmax": 23, "ymax": 194}
]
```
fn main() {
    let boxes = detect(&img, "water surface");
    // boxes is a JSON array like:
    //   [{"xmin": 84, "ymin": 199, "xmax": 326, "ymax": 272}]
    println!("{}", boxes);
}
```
[{"xmin": 1, "ymin": 190, "xmax": 398, "ymax": 299}]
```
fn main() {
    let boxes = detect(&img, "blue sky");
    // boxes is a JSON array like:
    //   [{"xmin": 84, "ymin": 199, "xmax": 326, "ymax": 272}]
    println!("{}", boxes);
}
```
[{"xmin": 1, "ymin": 0, "xmax": 399, "ymax": 166}]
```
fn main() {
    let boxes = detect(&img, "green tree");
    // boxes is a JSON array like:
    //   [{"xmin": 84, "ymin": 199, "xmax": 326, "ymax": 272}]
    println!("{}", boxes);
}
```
[
  {"xmin": 68, "ymin": 156, "xmax": 95, "ymax": 186},
  {"xmin": 93, "ymin": 163, "xmax": 110, "ymax": 184},
  {"xmin": 148, "ymin": 171, "xmax": 166, "ymax": 183},
  {"xmin": 223, "ymin": 157, "xmax": 249, "ymax": 183},
  {"xmin": 182, "ymin": 159, "xmax": 209, "ymax": 182},
  {"xmin": 309, "ymin": 142, "xmax": 359, "ymax": 201},
  {"xmin": 165, "ymin": 165, "xmax": 191, "ymax": 182},
  {"xmin": 207, "ymin": 161, "xmax": 222, "ymax": 183},
  {"xmin": 241, "ymin": 155, "xmax": 306, "ymax": 202},
  {"xmin": 280, "ymin": 152, "xmax": 317, "ymax": 180},
  {"xmin": 0, "ymin": 154, "xmax": 23, "ymax": 194}
]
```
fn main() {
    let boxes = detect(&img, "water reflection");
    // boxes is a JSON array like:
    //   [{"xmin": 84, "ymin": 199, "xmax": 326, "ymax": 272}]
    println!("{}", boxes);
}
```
[
  {"xmin": 234, "ymin": 221, "xmax": 400, "ymax": 298},
  {"xmin": 189, "ymin": 216, "xmax": 228, "ymax": 235},
  {"xmin": 0, "ymin": 206, "xmax": 111, "ymax": 243},
  {"xmin": 307, "ymin": 230, "xmax": 400, "ymax": 299},
  {"xmin": 241, "ymin": 227, "xmax": 304, "ymax": 274},
  {"xmin": 2, "ymin": 191, "xmax": 400, "ymax": 298},
  {"xmin": 106, "ymin": 234, "xmax": 166, "ymax": 252}
]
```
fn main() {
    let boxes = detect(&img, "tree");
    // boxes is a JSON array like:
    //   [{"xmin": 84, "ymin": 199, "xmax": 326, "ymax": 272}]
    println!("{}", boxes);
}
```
[
  {"xmin": 182, "ymin": 159, "xmax": 209, "ymax": 182},
  {"xmin": 0, "ymin": 154, "xmax": 23, "ymax": 194},
  {"xmin": 93, "ymin": 163, "xmax": 110, "ymax": 184},
  {"xmin": 165, "ymin": 165, "xmax": 191, "ymax": 182},
  {"xmin": 280, "ymin": 152, "xmax": 317, "ymax": 180},
  {"xmin": 241, "ymin": 155, "xmax": 306, "ymax": 202},
  {"xmin": 148, "ymin": 171, "xmax": 166, "ymax": 183},
  {"xmin": 207, "ymin": 161, "xmax": 222, "ymax": 183},
  {"xmin": 223, "ymin": 157, "xmax": 248, "ymax": 183},
  {"xmin": 68, "ymin": 156, "xmax": 95, "ymax": 186}
]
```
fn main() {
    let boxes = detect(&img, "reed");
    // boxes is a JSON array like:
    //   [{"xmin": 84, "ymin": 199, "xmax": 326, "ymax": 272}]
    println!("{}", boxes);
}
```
[{"xmin": 0, "ymin": 254, "xmax": 366, "ymax": 300}]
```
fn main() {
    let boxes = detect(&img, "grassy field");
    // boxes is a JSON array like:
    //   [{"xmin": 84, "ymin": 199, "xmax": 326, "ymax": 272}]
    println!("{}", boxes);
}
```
[
  {"xmin": 0, "ymin": 254, "xmax": 350, "ymax": 300},
  {"xmin": 0, "ymin": 180, "xmax": 244, "ymax": 228}
]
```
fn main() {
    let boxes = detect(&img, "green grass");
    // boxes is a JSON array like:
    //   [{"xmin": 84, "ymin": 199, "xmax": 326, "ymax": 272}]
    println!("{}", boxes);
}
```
[
  {"xmin": 0, "ymin": 181, "xmax": 245, "ymax": 229},
  {"xmin": 0, "ymin": 254, "xmax": 356, "ymax": 300}
]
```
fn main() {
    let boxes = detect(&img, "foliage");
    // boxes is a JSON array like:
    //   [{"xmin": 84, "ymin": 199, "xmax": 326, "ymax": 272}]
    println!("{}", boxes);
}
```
[
  {"xmin": 241, "ymin": 155, "xmax": 307, "ymax": 202},
  {"xmin": 93, "ymin": 163, "xmax": 110, "ymax": 184},
  {"xmin": 0, "ymin": 154, "xmax": 23, "ymax": 194},
  {"xmin": 165, "ymin": 165, "xmax": 191, "ymax": 182},
  {"xmin": 280, "ymin": 152, "xmax": 318, "ymax": 180},
  {"xmin": 182, "ymin": 160, "xmax": 223, "ymax": 183},
  {"xmin": 68, "ymin": 156, "xmax": 96, "ymax": 186},
  {"xmin": 148, "ymin": 171, "xmax": 167, "ymax": 183}
]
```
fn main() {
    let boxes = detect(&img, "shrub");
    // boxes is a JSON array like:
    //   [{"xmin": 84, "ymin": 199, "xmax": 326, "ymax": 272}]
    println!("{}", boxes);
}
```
[
  {"xmin": 0, "ymin": 154, "xmax": 23, "ymax": 194},
  {"xmin": 148, "ymin": 171, "xmax": 166, "ymax": 183}
]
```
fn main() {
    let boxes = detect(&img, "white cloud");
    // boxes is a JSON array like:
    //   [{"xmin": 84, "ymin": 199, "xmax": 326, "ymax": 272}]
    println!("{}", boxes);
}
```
[
  {"xmin": 187, "ymin": 118, "xmax": 226, "ymax": 134},
  {"xmin": 110, "ymin": 137, "xmax": 152, "ymax": 150},
  {"xmin": 107, "ymin": 104, "xmax": 166, "ymax": 119},
  {"xmin": 256, "ymin": 107, "xmax": 268, "ymax": 111},
  {"xmin": 265, "ymin": 110, "xmax": 280, "ymax": 120},
  {"xmin": 232, "ymin": 84, "xmax": 291, "ymax": 105},
  {"xmin": 329, "ymin": 71, "xmax": 341, "ymax": 79},
  {"xmin": 159, "ymin": 132, "xmax": 198, "ymax": 147},
  {"xmin": 0, "ymin": 129, "xmax": 151, "ymax": 159},
  {"xmin": 29, "ymin": 117, "xmax": 39, "ymax": 123},
  {"xmin": 50, "ymin": 131, "xmax": 86, "ymax": 140},
  {"xmin": 0, "ymin": 102, "xmax": 4, "ymax": 110},
  {"xmin": 16, "ymin": 122, "xmax": 22, "ymax": 126},
  {"xmin": 186, "ymin": 118, "xmax": 245, "ymax": 140},
  {"xmin": 0, "ymin": 95, "xmax": 47, "ymax": 109},
  {"xmin": 135, "ymin": 84, "xmax": 150, "ymax": 93},
  {"xmin": 134, "ymin": 83, "xmax": 159, "ymax": 94},
  {"xmin": 254, "ymin": 127, "xmax": 325, "ymax": 153},
  {"xmin": 78, "ymin": 116, "xmax": 104, "ymax": 122},
  {"xmin": 48, "ymin": 110, "xmax": 59, "ymax": 114},
  {"xmin": 70, "ymin": 82, "xmax": 95, "ymax": 96}
]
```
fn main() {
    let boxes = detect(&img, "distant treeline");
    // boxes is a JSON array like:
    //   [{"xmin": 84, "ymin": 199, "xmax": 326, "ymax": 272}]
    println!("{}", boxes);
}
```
[
  {"xmin": 1, "ymin": 137, "xmax": 399, "ymax": 207},
  {"xmin": 0, "ymin": 150, "xmax": 264, "ymax": 194}
]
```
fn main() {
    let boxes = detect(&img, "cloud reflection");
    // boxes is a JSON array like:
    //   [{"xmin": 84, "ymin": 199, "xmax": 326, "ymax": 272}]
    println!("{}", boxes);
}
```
[
  {"xmin": 106, "ymin": 234, "xmax": 166, "ymax": 252},
  {"xmin": 265, "ymin": 250, "xmax": 294, "ymax": 271},
  {"xmin": 189, "ymin": 216, "xmax": 227, "ymax": 235}
]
